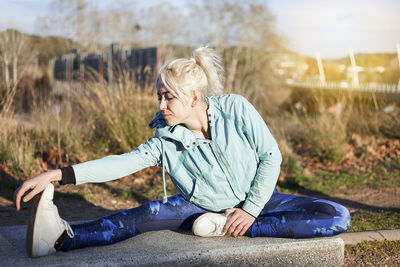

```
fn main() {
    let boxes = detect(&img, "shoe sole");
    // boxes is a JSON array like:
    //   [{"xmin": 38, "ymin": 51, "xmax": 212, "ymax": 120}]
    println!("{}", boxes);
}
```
[{"xmin": 26, "ymin": 187, "xmax": 48, "ymax": 258}]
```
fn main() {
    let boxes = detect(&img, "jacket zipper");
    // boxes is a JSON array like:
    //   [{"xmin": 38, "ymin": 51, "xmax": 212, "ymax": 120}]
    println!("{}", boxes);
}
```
[{"xmin": 210, "ymin": 140, "xmax": 241, "ymax": 200}]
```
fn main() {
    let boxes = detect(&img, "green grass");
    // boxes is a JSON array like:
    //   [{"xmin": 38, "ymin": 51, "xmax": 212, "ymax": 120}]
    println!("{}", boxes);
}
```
[
  {"xmin": 117, "ymin": 190, "xmax": 136, "ymax": 200},
  {"xmin": 279, "ymin": 164, "xmax": 400, "ymax": 194},
  {"xmin": 78, "ymin": 191, "xmax": 99, "ymax": 201},
  {"xmin": 368, "ymin": 167, "xmax": 400, "ymax": 188},
  {"xmin": 348, "ymin": 209, "xmax": 400, "ymax": 232},
  {"xmin": 302, "ymin": 170, "xmax": 369, "ymax": 192},
  {"xmin": 114, "ymin": 188, "xmax": 152, "ymax": 203},
  {"xmin": 278, "ymin": 171, "xmax": 367, "ymax": 194},
  {"xmin": 384, "ymin": 157, "xmax": 400, "ymax": 170}
]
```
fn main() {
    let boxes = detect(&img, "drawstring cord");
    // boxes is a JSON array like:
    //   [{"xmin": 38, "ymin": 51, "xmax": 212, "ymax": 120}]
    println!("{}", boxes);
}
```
[{"xmin": 161, "ymin": 141, "xmax": 168, "ymax": 204}]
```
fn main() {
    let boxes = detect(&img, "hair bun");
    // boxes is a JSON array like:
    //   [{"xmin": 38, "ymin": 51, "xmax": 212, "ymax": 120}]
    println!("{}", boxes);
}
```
[{"xmin": 191, "ymin": 46, "xmax": 224, "ymax": 96}]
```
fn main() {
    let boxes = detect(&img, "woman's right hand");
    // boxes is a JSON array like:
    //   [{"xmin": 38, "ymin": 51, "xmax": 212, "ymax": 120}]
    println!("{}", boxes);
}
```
[{"xmin": 14, "ymin": 169, "xmax": 62, "ymax": 211}]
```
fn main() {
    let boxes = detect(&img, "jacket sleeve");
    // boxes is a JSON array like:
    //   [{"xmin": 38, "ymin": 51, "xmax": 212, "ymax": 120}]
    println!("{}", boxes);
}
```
[
  {"xmin": 238, "ymin": 96, "xmax": 282, "ymax": 218},
  {"xmin": 72, "ymin": 137, "xmax": 162, "ymax": 185}
]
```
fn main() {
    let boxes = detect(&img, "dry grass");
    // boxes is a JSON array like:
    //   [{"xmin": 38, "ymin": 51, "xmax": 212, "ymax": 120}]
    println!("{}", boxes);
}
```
[
  {"xmin": 71, "ymin": 76, "xmax": 157, "ymax": 154},
  {"xmin": 0, "ymin": 119, "xmax": 36, "ymax": 175},
  {"xmin": 344, "ymin": 240, "xmax": 400, "ymax": 266},
  {"xmin": 0, "ymin": 72, "xmax": 158, "ymax": 176},
  {"xmin": 1, "ymin": 81, "xmax": 399, "ymax": 179}
]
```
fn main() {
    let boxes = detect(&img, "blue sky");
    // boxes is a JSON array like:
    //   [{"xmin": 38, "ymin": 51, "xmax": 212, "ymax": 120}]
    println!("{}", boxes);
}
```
[{"xmin": 0, "ymin": 0, "xmax": 399, "ymax": 58}]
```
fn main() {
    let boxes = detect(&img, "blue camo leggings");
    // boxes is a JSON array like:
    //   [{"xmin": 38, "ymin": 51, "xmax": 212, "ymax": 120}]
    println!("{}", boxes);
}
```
[{"xmin": 63, "ymin": 189, "xmax": 350, "ymax": 251}]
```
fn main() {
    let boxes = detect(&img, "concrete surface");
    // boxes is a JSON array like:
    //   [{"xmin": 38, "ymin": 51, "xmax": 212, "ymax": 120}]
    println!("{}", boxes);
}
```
[
  {"xmin": 339, "ymin": 229, "xmax": 400, "ymax": 244},
  {"xmin": 0, "ymin": 224, "xmax": 344, "ymax": 267}
]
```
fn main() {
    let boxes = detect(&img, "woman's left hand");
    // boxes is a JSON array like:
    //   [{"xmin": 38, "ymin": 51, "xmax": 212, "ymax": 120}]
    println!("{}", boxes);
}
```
[{"xmin": 223, "ymin": 208, "xmax": 255, "ymax": 237}]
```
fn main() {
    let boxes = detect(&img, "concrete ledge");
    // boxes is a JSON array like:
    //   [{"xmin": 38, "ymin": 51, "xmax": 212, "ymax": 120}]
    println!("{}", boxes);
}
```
[{"xmin": 1, "ymin": 224, "xmax": 344, "ymax": 266}]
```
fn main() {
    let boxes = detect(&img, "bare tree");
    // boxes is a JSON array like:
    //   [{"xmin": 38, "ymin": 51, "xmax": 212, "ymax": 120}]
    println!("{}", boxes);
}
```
[
  {"xmin": 0, "ymin": 30, "xmax": 37, "ymax": 114},
  {"xmin": 36, "ymin": 0, "xmax": 99, "ymax": 52},
  {"xmin": 35, "ymin": 0, "xmax": 283, "ymax": 107},
  {"xmin": 36, "ymin": 0, "xmax": 143, "ymax": 52},
  {"xmin": 186, "ymin": 0, "xmax": 283, "ymax": 104}
]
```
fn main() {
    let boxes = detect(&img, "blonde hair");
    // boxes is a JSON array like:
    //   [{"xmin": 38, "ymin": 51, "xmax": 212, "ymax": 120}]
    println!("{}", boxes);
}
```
[{"xmin": 155, "ymin": 46, "xmax": 224, "ymax": 102}]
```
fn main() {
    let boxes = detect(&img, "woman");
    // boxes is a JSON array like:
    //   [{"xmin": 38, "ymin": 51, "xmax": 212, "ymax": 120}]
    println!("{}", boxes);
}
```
[{"xmin": 14, "ymin": 46, "xmax": 350, "ymax": 258}]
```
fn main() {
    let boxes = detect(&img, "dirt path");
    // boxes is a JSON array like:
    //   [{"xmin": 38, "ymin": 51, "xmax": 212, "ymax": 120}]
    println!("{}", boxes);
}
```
[{"xmin": 310, "ymin": 187, "xmax": 400, "ymax": 213}]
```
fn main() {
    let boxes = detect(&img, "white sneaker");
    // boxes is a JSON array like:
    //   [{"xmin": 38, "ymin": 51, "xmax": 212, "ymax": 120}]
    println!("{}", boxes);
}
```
[
  {"xmin": 192, "ymin": 212, "xmax": 229, "ymax": 237},
  {"xmin": 26, "ymin": 183, "xmax": 74, "ymax": 258}
]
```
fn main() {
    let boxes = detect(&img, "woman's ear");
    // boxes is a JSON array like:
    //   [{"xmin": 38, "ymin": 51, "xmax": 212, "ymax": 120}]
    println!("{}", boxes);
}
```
[{"xmin": 191, "ymin": 90, "xmax": 199, "ymax": 107}]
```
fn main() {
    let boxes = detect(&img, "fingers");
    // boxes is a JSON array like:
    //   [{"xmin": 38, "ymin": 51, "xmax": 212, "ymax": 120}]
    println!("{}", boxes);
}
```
[
  {"xmin": 223, "ymin": 208, "xmax": 255, "ymax": 237},
  {"xmin": 224, "ymin": 208, "xmax": 235, "ymax": 217},
  {"xmin": 227, "ymin": 218, "xmax": 243, "ymax": 237},
  {"xmin": 226, "ymin": 216, "xmax": 246, "ymax": 237},
  {"xmin": 224, "ymin": 211, "xmax": 242, "ymax": 235},
  {"xmin": 14, "ymin": 183, "xmax": 33, "ymax": 211},
  {"xmin": 230, "ymin": 220, "xmax": 252, "ymax": 237},
  {"xmin": 23, "ymin": 186, "xmax": 41, "ymax": 204},
  {"xmin": 14, "ymin": 185, "xmax": 22, "ymax": 211},
  {"xmin": 14, "ymin": 172, "xmax": 52, "ymax": 211},
  {"xmin": 231, "ymin": 220, "xmax": 246, "ymax": 237},
  {"xmin": 239, "ymin": 222, "xmax": 250, "ymax": 236},
  {"xmin": 223, "ymin": 208, "xmax": 237, "ymax": 232}
]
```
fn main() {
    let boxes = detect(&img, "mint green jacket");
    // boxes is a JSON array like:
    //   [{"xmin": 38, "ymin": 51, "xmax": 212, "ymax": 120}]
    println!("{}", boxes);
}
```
[{"xmin": 72, "ymin": 94, "xmax": 282, "ymax": 217}]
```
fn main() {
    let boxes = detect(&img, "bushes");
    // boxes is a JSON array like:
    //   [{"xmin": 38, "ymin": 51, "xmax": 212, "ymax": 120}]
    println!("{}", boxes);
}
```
[{"xmin": 294, "ymin": 112, "xmax": 347, "ymax": 164}]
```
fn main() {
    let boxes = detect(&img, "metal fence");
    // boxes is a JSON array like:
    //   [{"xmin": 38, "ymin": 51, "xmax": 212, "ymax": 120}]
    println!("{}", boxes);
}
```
[{"xmin": 285, "ymin": 80, "xmax": 400, "ymax": 94}]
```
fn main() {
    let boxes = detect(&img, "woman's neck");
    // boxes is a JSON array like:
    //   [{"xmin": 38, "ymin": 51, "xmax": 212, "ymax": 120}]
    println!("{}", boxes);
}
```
[{"xmin": 185, "ymin": 102, "xmax": 211, "ymax": 140}]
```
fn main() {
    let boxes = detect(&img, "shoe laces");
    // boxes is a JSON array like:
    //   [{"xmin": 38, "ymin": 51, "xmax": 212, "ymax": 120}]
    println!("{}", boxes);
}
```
[
  {"xmin": 212, "ymin": 218, "xmax": 227, "ymax": 234},
  {"xmin": 62, "ymin": 219, "xmax": 75, "ymax": 238},
  {"xmin": 50, "ymin": 202, "xmax": 75, "ymax": 238}
]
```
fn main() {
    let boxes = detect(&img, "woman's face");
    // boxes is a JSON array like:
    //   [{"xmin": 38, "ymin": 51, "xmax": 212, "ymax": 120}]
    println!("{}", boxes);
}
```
[{"xmin": 157, "ymin": 85, "xmax": 193, "ymax": 126}]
